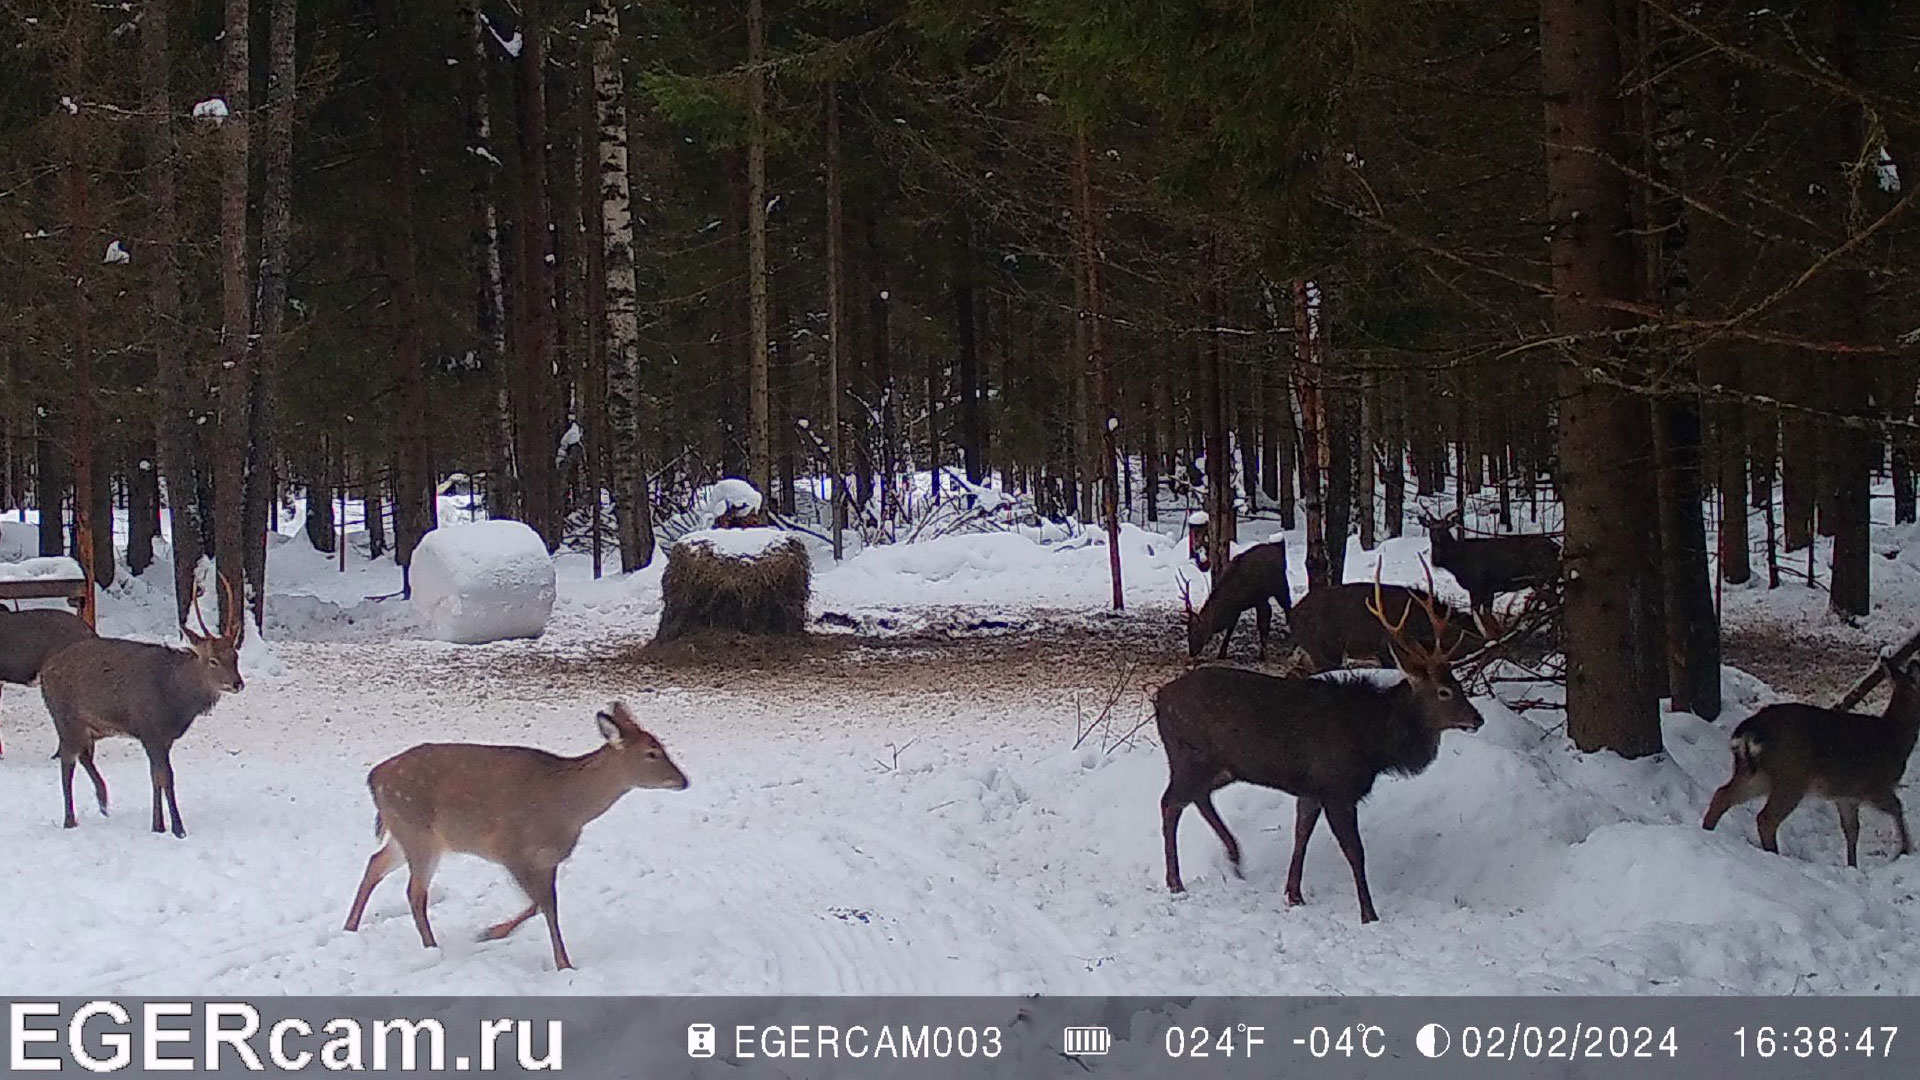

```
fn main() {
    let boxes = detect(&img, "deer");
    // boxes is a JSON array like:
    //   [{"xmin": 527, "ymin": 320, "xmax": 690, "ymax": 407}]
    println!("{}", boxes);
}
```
[
  {"xmin": 343, "ymin": 701, "xmax": 690, "ymax": 971},
  {"xmin": 1289, "ymin": 574, "xmax": 1487, "ymax": 674},
  {"xmin": 1419, "ymin": 508, "xmax": 1560, "ymax": 632},
  {"xmin": 0, "ymin": 604, "xmax": 96, "ymax": 758},
  {"xmin": 1178, "ymin": 540, "xmax": 1294, "ymax": 660},
  {"xmin": 1155, "ymin": 561, "xmax": 1484, "ymax": 922},
  {"xmin": 37, "ymin": 580, "xmax": 243, "ymax": 838},
  {"xmin": 1701, "ymin": 656, "xmax": 1920, "ymax": 867}
]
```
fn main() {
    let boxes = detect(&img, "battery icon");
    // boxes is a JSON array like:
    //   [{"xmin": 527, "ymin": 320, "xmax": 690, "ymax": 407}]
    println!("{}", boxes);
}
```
[
  {"xmin": 1062, "ymin": 1026, "xmax": 1112, "ymax": 1056},
  {"xmin": 686, "ymin": 1023, "xmax": 717, "ymax": 1058}
]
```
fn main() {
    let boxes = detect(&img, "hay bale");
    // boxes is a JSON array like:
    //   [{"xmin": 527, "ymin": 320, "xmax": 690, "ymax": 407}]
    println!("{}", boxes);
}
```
[{"xmin": 654, "ymin": 528, "xmax": 811, "ymax": 643}]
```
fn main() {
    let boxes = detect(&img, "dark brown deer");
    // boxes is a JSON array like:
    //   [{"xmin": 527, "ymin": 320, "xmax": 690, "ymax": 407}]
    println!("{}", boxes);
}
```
[
  {"xmin": 37, "ymin": 583, "xmax": 243, "ymax": 837},
  {"xmin": 1702, "ymin": 657, "xmax": 1920, "ymax": 866},
  {"xmin": 344, "ymin": 701, "xmax": 690, "ymax": 971},
  {"xmin": 1289, "ymin": 577, "xmax": 1486, "ymax": 674},
  {"xmin": 1178, "ymin": 540, "xmax": 1294, "ymax": 660},
  {"xmin": 1155, "ymin": 571, "xmax": 1483, "ymax": 922},
  {"xmin": 0, "ymin": 605, "xmax": 96, "ymax": 757},
  {"xmin": 1420, "ymin": 509, "xmax": 1559, "ymax": 630}
]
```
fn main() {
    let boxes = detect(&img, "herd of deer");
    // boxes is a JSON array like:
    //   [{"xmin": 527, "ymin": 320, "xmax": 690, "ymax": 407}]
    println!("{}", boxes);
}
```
[
  {"xmin": 0, "ymin": 506, "xmax": 1911, "ymax": 970},
  {"xmin": 0, "ymin": 579, "xmax": 688, "ymax": 970},
  {"xmin": 1160, "ymin": 510, "xmax": 1920, "ymax": 924}
]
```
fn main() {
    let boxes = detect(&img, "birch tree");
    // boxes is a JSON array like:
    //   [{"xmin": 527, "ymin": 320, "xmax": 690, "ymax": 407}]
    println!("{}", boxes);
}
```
[{"xmin": 591, "ymin": 0, "xmax": 654, "ymax": 570}]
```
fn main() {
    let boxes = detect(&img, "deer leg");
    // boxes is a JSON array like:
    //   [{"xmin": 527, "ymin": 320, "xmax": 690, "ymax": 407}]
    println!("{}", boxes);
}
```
[
  {"xmin": 404, "ymin": 852, "xmax": 442, "ymax": 949},
  {"xmin": 1211, "ymin": 614, "xmax": 1237, "ymax": 660},
  {"xmin": 59, "ymin": 751, "xmax": 79, "ymax": 830},
  {"xmin": 1322, "ymin": 800, "xmax": 1378, "ymax": 924},
  {"xmin": 1872, "ymin": 792, "xmax": 1913, "ymax": 857},
  {"xmin": 344, "ymin": 842, "xmax": 401, "ymax": 932},
  {"xmin": 1193, "ymin": 793, "xmax": 1241, "ymax": 875},
  {"xmin": 78, "ymin": 745, "xmax": 107, "ymax": 816},
  {"xmin": 145, "ymin": 741, "xmax": 185, "ymax": 838},
  {"xmin": 514, "ymin": 867, "xmax": 570, "ymax": 970},
  {"xmin": 1754, "ymin": 782, "xmax": 1808, "ymax": 855},
  {"xmin": 1254, "ymin": 601, "xmax": 1272, "ymax": 660},
  {"xmin": 1285, "ymin": 797, "xmax": 1323, "ymax": 906},
  {"xmin": 1160, "ymin": 786, "xmax": 1190, "ymax": 893},
  {"xmin": 480, "ymin": 904, "xmax": 540, "ymax": 942},
  {"xmin": 1837, "ymin": 800, "xmax": 1863, "ymax": 868}
]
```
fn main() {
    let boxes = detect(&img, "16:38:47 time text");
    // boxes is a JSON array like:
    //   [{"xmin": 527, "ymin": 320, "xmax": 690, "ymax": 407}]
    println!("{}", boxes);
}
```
[{"xmin": 1735, "ymin": 1026, "xmax": 1898, "ymax": 1058}]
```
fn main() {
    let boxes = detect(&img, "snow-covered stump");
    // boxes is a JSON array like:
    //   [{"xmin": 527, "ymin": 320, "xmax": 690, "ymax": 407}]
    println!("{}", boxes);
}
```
[
  {"xmin": 653, "ymin": 528, "xmax": 810, "ymax": 644},
  {"xmin": 410, "ymin": 521, "xmax": 556, "ymax": 644}
]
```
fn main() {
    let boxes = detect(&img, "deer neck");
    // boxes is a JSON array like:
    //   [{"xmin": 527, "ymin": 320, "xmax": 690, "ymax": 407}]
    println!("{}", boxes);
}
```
[
  {"xmin": 165, "ymin": 652, "xmax": 222, "ymax": 717},
  {"xmin": 1376, "ymin": 682, "xmax": 1444, "ymax": 775},
  {"xmin": 553, "ymin": 746, "xmax": 636, "ymax": 825}
]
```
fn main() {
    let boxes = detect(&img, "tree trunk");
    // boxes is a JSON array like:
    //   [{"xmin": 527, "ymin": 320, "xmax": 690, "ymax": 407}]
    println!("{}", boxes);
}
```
[
  {"xmin": 36, "ymin": 409, "xmax": 64, "ymax": 557},
  {"xmin": 1383, "ymin": 372, "xmax": 1406, "ymax": 538},
  {"xmin": 513, "ymin": 1, "xmax": 559, "ymax": 547},
  {"xmin": 467, "ymin": 5, "xmax": 517, "ymax": 520},
  {"xmin": 128, "ymin": 446, "xmax": 160, "ymax": 575},
  {"xmin": 1714, "ymin": 383, "xmax": 1752, "ymax": 585},
  {"xmin": 246, "ymin": 0, "xmax": 296, "ymax": 625},
  {"xmin": 214, "ymin": 0, "xmax": 252, "ymax": 635},
  {"xmin": 745, "ymin": 0, "xmax": 772, "ymax": 495},
  {"xmin": 1357, "ymin": 367, "xmax": 1378, "ymax": 551},
  {"xmin": 1781, "ymin": 408, "xmax": 1816, "ymax": 552},
  {"xmin": 1654, "ymin": 385, "xmax": 1722, "ymax": 718},
  {"xmin": 953, "ymin": 212, "xmax": 985, "ymax": 484},
  {"xmin": 365, "ymin": 478, "xmax": 387, "ymax": 559},
  {"xmin": 1074, "ymin": 128, "xmax": 1122, "ymax": 609},
  {"xmin": 824, "ymin": 83, "xmax": 846, "ymax": 559},
  {"xmin": 62, "ymin": 8, "xmax": 103, "ymax": 607},
  {"xmin": 1294, "ymin": 280, "xmax": 1331, "ymax": 590},
  {"xmin": 304, "ymin": 452, "xmax": 335, "ymax": 553},
  {"xmin": 1541, "ymin": 0, "xmax": 1662, "ymax": 756},
  {"xmin": 376, "ymin": 0, "xmax": 435, "ymax": 579},
  {"xmin": 591, "ymin": 0, "xmax": 652, "ymax": 570},
  {"xmin": 1200, "ymin": 245, "xmax": 1234, "ymax": 582}
]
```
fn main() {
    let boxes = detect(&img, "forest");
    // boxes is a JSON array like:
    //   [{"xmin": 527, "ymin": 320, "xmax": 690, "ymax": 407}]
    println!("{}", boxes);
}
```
[{"xmin": 0, "ymin": 0, "xmax": 1914, "ymax": 762}]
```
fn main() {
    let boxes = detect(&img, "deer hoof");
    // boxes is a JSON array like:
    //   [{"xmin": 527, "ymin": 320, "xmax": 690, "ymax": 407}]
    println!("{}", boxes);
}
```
[{"xmin": 1284, "ymin": 887, "xmax": 1304, "ymax": 906}]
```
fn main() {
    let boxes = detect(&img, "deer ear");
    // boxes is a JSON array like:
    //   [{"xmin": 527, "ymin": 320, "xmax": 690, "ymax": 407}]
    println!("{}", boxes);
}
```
[{"xmin": 595, "ymin": 711, "xmax": 626, "ymax": 747}]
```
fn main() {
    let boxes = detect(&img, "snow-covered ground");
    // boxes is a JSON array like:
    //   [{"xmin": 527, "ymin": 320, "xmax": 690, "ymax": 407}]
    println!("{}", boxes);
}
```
[{"xmin": 1, "ymin": 497, "xmax": 1918, "ymax": 995}]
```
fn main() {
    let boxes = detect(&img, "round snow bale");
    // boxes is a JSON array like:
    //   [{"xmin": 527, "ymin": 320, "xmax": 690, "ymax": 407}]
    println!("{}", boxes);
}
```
[
  {"xmin": 653, "ymin": 528, "xmax": 810, "ymax": 643},
  {"xmin": 410, "ymin": 520, "xmax": 556, "ymax": 644}
]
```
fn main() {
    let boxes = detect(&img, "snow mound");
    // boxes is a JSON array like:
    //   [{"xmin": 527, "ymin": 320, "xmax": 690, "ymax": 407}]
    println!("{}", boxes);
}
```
[
  {"xmin": 704, "ymin": 477, "xmax": 764, "ymax": 517},
  {"xmin": 677, "ymin": 527, "xmax": 796, "ymax": 559},
  {"xmin": 0, "ymin": 556, "xmax": 84, "ymax": 582},
  {"xmin": 409, "ymin": 521, "xmax": 555, "ymax": 644}
]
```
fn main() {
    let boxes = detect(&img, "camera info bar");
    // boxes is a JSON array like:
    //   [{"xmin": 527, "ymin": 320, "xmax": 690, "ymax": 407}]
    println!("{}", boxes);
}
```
[{"xmin": 2, "ymin": 997, "xmax": 1913, "ymax": 1078}]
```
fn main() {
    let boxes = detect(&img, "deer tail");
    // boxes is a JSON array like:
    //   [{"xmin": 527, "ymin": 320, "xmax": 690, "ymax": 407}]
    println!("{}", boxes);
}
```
[{"xmin": 373, "ymin": 810, "xmax": 386, "ymax": 840}]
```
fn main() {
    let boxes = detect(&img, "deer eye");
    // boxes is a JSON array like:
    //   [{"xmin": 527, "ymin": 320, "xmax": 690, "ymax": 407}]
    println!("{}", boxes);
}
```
[
  {"xmin": 645, "ymin": 749, "xmax": 662, "ymax": 759},
  {"xmin": 1437, "ymin": 687, "xmax": 1455, "ymax": 700}
]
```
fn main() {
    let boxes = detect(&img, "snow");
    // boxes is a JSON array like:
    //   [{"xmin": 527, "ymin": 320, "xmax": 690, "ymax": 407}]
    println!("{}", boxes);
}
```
[
  {"xmin": 0, "ymin": 555, "xmax": 84, "ymax": 583},
  {"xmin": 1878, "ymin": 146, "xmax": 1902, "ymax": 194},
  {"xmin": 408, "ymin": 521, "xmax": 555, "ymax": 644},
  {"xmin": 2, "ymin": 493, "xmax": 1920, "ymax": 995},
  {"xmin": 555, "ymin": 421, "xmax": 583, "ymax": 466},
  {"xmin": 191, "ymin": 98, "xmax": 229, "ymax": 122},
  {"xmin": 102, "ymin": 240, "xmax": 129, "ymax": 265},
  {"xmin": 704, "ymin": 477, "xmax": 764, "ymax": 518},
  {"xmin": 677, "ymin": 527, "xmax": 795, "ymax": 559},
  {"xmin": 1185, "ymin": 510, "xmax": 1209, "ymax": 527}
]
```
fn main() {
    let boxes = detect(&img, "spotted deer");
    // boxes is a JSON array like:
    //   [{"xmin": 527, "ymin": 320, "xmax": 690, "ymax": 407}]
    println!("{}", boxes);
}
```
[{"xmin": 343, "ymin": 702, "xmax": 690, "ymax": 970}]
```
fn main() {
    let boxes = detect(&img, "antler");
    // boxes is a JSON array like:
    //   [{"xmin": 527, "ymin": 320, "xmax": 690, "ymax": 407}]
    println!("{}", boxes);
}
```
[
  {"xmin": 1175, "ymin": 570, "xmax": 1196, "ymax": 620},
  {"xmin": 217, "ymin": 571, "xmax": 242, "ymax": 642},
  {"xmin": 1365, "ymin": 558, "xmax": 1416, "ymax": 642},
  {"xmin": 1366, "ymin": 557, "xmax": 1466, "ymax": 668},
  {"xmin": 190, "ymin": 580, "xmax": 215, "ymax": 639}
]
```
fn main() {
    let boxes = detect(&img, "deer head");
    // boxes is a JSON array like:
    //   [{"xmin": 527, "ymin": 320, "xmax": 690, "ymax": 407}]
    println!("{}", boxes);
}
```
[
  {"xmin": 1366, "ymin": 559, "xmax": 1481, "ymax": 732},
  {"xmin": 184, "ymin": 573, "xmax": 245, "ymax": 693}
]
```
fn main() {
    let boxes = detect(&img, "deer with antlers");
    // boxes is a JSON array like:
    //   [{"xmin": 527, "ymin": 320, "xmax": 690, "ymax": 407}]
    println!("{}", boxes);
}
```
[
  {"xmin": 1153, "ymin": 559, "xmax": 1483, "ymax": 922},
  {"xmin": 37, "ymin": 576, "xmax": 245, "ymax": 837}
]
